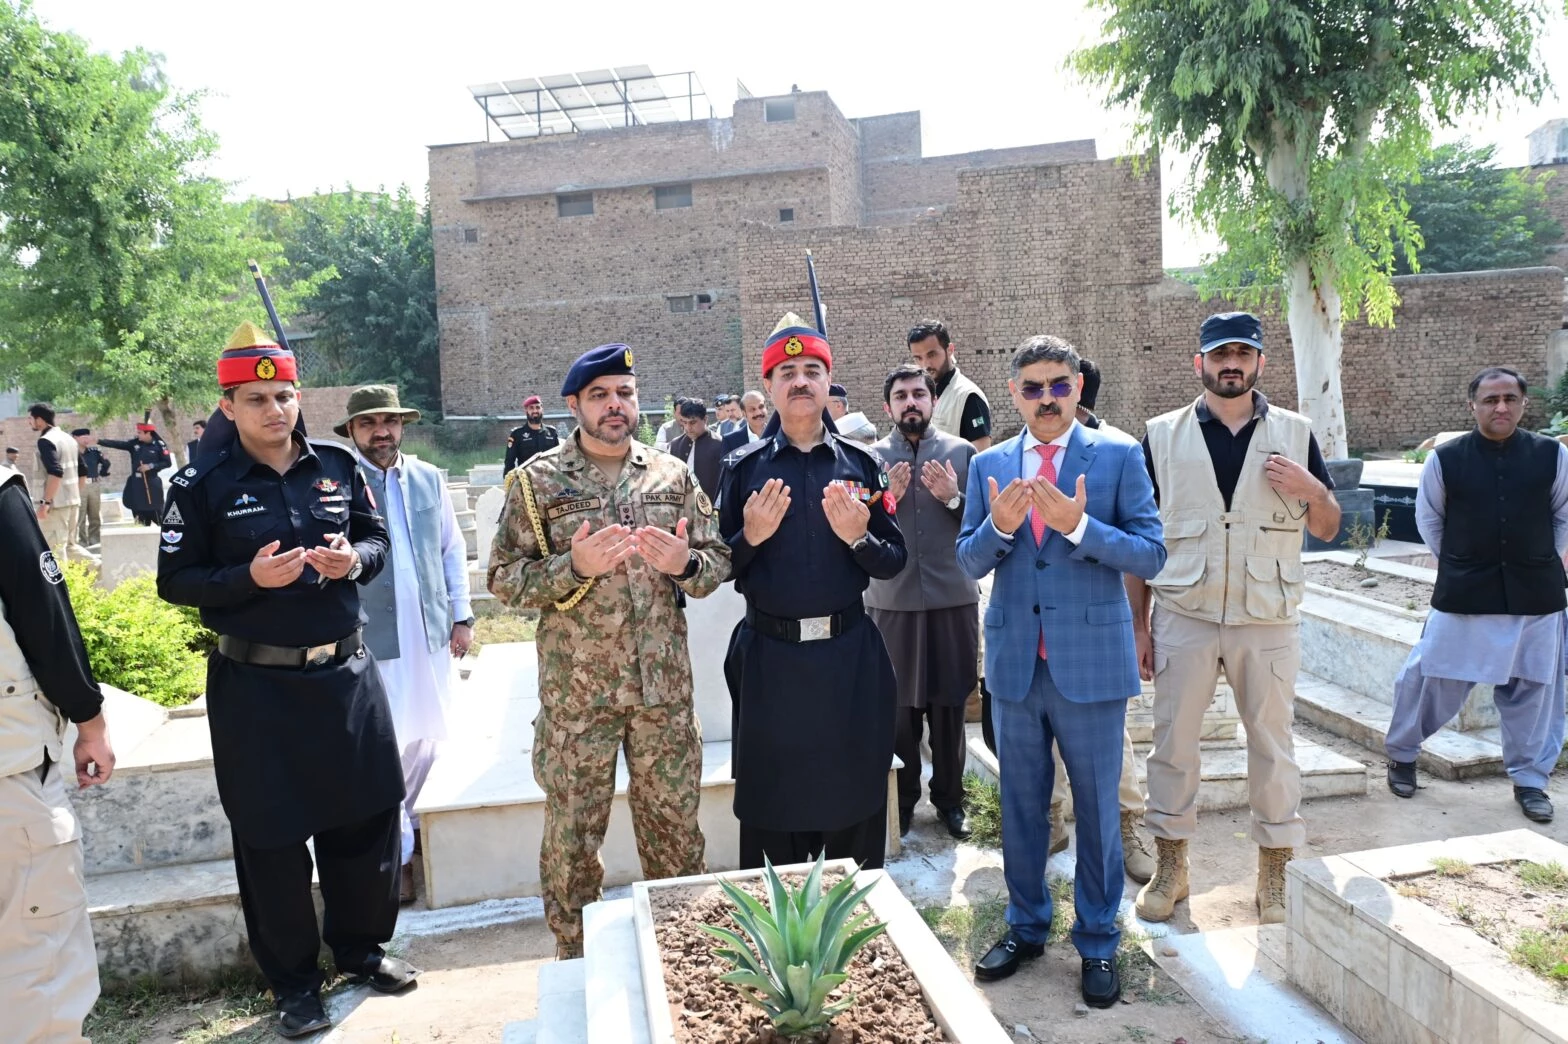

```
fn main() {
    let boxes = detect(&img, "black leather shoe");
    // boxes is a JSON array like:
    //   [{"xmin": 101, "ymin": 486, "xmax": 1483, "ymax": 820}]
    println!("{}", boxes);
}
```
[
  {"xmin": 1081, "ymin": 957, "xmax": 1121, "ymax": 1008},
  {"xmin": 940, "ymin": 806, "xmax": 972, "ymax": 840},
  {"xmin": 347, "ymin": 955, "xmax": 421, "ymax": 994},
  {"xmin": 973, "ymin": 930, "xmax": 1045, "ymax": 982},
  {"xmin": 1515, "ymin": 785, "xmax": 1555, "ymax": 823},
  {"xmin": 276, "ymin": 992, "xmax": 330, "ymax": 1038},
  {"xmin": 1387, "ymin": 760, "xmax": 1417, "ymax": 798},
  {"xmin": 899, "ymin": 808, "xmax": 912, "ymax": 837}
]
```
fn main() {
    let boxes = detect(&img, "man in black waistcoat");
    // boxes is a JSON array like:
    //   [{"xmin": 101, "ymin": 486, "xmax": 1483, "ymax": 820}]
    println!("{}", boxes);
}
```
[
  {"xmin": 718, "ymin": 314, "xmax": 906, "ymax": 870},
  {"xmin": 1385, "ymin": 367, "xmax": 1568, "ymax": 823},
  {"xmin": 157, "ymin": 321, "xmax": 416, "ymax": 1038}
]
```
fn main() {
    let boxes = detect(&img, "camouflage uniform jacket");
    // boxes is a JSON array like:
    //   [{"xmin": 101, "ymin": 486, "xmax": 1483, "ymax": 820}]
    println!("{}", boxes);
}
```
[{"xmin": 488, "ymin": 433, "xmax": 730, "ymax": 713}]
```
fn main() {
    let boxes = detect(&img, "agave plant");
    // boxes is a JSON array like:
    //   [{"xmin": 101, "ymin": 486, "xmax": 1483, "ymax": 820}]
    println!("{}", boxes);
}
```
[{"xmin": 698, "ymin": 853, "xmax": 889, "ymax": 1037}]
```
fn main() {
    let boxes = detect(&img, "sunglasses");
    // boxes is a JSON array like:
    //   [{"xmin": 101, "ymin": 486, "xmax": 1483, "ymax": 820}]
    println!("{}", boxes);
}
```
[{"xmin": 1018, "ymin": 379, "xmax": 1076, "ymax": 400}]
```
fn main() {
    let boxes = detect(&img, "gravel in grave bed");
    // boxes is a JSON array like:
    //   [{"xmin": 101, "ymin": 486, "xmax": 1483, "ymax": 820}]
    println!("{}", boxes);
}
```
[
  {"xmin": 649, "ymin": 871, "xmax": 947, "ymax": 1044},
  {"xmin": 1305, "ymin": 560, "xmax": 1432, "ymax": 609}
]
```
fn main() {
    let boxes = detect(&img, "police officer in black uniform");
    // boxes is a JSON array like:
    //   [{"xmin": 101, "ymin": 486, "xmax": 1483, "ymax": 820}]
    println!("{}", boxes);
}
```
[
  {"xmin": 719, "ymin": 314, "xmax": 906, "ymax": 871},
  {"xmin": 504, "ymin": 394, "xmax": 561, "ymax": 473},
  {"xmin": 74, "ymin": 428, "xmax": 111, "ymax": 548},
  {"xmin": 156, "ymin": 321, "xmax": 415, "ymax": 1039},
  {"xmin": 99, "ymin": 417, "xmax": 172, "ymax": 525}
]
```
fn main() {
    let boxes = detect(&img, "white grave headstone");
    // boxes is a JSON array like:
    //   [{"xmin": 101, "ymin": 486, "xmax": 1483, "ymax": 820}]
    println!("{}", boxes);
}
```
[
  {"xmin": 684, "ymin": 583, "xmax": 744, "ymax": 742},
  {"xmin": 98, "ymin": 526, "xmax": 161, "ymax": 590},
  {"xmin": 469, "ymin": 463, "xmax": 503, "ymax": 487},
  {"xmin": 474, "ymin": 485, "xmax": 506, "ymax": 571}
]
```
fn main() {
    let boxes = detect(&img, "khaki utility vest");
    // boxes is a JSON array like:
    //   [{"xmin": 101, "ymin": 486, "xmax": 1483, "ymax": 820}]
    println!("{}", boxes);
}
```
[
  {"xmin": 36, "ymin": 425, "xmax": 81, "ymax": 507},
  {"xmin": 0, "ymin": 588, "xmax": 66, "ymax": 779},
  {"xmin": 1145, "ymin": 398, "xmax": 1312, "ymax": 625},
  {"xmin": 932, "ymin": 367, "xmax": 988, "ymax": 442}
]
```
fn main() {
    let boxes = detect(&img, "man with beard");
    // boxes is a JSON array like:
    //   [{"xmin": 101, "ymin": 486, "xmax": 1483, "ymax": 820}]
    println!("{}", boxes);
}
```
[
  {"xmin": 99, "ymin": 420, "xmax": 172, "ymax": 525},
  {"xmin": 1130, "ymin": 312, "xmax": 1339, "ymax": 927},
  {"xmin": 910, "ymin": 320, "xmax": 992, "ymax": 451},
  {"xmin": 718, "ymin": 315, "xmax": 906, "ymax": 871},
  {"xmin": 157, "ymin": 322, "xmax": 414, "ymax": 1038},
  {"xmin": 1384, "ymin": 368, "xmax": 1567, "ymax": 822},
  {"xmin": 867, "ymin": 364, "xmax": 977, "ymax": 840},
  {"xmin": 339, "ymin": 386, "xmax": 474, "ymax": 903},
  {"xmin": 27, "ymin": 404, "xmax": 90, "ymax": 563},
  {"xmin": 488, "ymin": 343, "xmax": 731, "ymax": 959},
  {"xmin": 505, "ymin": 395, "xmax": 561, "ymax": 474}
]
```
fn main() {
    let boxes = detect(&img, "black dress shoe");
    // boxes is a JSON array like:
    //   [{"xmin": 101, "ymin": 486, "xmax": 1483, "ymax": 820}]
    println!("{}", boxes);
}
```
[
  {"xmin": 1387, "ymin": 760, "xmax": 1417, "ymax": 798},
  {"xmin": 347, "ymin": 955, "xmax": 421, "ymax": 994},
  {"xmin": 940, "ymin": 806, "xmax": 972, "ymax": 840},
  {"xmin": 1081, "ymin": 957, "xmax": 1121, "ymax": 1008},
  {"xmin": 973, "ymin": 930, "xmax": 1045, "ymax": 982},
  {"xmin": 899, "ymin": 808, "xmax": 912, "ymax": 837},
  {"xmin": 1515, "ymin": 785, "xmax": 1555, "ymax": 823},
  {"xmin": 276, "ymin": 992, "xmax": 330, "ymax": 1038}
]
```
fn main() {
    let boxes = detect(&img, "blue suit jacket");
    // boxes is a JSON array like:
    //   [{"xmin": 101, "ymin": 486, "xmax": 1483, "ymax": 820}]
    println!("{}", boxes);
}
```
[{"xmin": 957, "ymin": 424, "xmax": 1166, "ymax": 704}]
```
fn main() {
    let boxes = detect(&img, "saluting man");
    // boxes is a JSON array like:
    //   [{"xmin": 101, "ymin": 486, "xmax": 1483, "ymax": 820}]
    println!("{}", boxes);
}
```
[
  {"xmin": 488, "ymin": 343, "xmax": 731, "ymax": 960},
  {"xmin": 718, "ymin": 315, "xmax": 907, "ymax": 871},
  {"xmin": 99, "ymin": 417, "xmax": 172, "ymax": 526},
  {"xmin": 157, "ymin": 321, "xmax": 416, "ymax": 1039}
]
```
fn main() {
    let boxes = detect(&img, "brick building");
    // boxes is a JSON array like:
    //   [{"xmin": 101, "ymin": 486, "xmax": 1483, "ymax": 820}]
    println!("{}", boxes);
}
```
[{"xmin": 430, "ymin": 81, "xmax": 1566, "ymax": 449}]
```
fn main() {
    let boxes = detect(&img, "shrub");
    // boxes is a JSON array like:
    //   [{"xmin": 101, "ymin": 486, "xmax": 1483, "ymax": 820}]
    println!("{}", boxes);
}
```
[{"xmin": 63, "ymin": 563, "xmax": 209, "ymax": 707}]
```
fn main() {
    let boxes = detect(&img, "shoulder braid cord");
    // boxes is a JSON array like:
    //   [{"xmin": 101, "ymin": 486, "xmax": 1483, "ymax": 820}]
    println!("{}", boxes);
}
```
[{"xmin": 517, "ymin": 467, "xmax": 595, "ymax": 612}]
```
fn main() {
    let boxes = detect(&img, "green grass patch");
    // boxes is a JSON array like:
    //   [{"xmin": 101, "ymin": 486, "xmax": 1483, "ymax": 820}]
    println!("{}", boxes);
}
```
[
  {"xmin": 85, "ymin": 968, "xmax": 366, "ymax": 1044},
  {"xmin": 961, "ymin": 772, "xmax": 1002, "ymax": 848},
  {"xmin": 1431, "ymin": 856, "xmax": 1473, "ymax": 878},
  {"xmin": 1519, "ymin": 861, "xmax": 1568, "ymax": 893},
  {"xmin": 1546, "ymin": 905, "xmax": 1568, "ymax": 933},
  {"xmin": 917, "ymin": 892, "xmax": 1010, "ymax": 969},
  {"xmin": 1513, "ymin": 928, "xmax": 1568, "ymax": 983},
  {"xmin": 471, "ymin": 600, "xmax": 538, "ymax": 652}
]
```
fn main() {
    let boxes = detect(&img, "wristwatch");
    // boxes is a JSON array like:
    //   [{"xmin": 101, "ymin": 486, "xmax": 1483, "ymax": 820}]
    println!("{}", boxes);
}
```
[
  {"xmin": 345, "ymin": 552, "xmax": 364, "ymax": 581},
  {"xmin": 458, "ymin": 616, "xmax": 476, "ymax": 628},
  {"xmin": 677, "ymin": 551, "xmax": 700, "ymax": 580},
  {"xmin": 850, "ymin": 534, "xmax": 872, "ymax": 552},
  {"xmin": 944, "ymin": 494, "xmax": 962, "ymax": 510}
]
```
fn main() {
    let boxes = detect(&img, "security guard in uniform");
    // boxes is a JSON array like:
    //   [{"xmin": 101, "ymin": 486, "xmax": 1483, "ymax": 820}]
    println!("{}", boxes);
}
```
[
  {"xmin": 0, "ymin": 465, "xmax": 115, "ymax": 1044},
  {"xmin": 156, "ymin": 321, "xmax": 415, "ymax": 1039},
  {"xmin": 74, "ymin": 429, "xmax": 110, "ymax": 548},
  {"xmin": 719, "ymin": 315, "xmax": 906, "ymax": 870},
  {"xmin": 488, "ymin": 343, "xmax": 731, "ymax": 959},
  {"xmin": 504, "ymin": 394, "xmax": 561, "ymax": 473}
]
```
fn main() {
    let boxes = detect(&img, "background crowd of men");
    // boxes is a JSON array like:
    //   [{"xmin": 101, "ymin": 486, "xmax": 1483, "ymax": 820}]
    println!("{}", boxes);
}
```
[{"xmin": 5, "ymin": 303, "xmax": 1564, "ymax": 1040}]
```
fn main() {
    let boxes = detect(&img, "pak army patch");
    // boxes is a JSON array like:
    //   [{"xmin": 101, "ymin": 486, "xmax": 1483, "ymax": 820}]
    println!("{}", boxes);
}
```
[{"xmin": 696, "ymin": 490, "xmax": 714, "ymax": 517}]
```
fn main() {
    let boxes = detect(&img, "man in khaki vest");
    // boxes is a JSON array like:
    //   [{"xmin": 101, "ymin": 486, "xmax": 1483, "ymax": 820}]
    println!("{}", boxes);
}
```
[
  {"xmin": 27, "ymin": 403, "xmax": 91, "ymax": 564},
  {"xmin": 1129, "ymin": 313, "xmax": 1340, "ymax": 925},
  {"xmin": 0, "ymin": 466, "xmax": 116, "ymax": 1043}
]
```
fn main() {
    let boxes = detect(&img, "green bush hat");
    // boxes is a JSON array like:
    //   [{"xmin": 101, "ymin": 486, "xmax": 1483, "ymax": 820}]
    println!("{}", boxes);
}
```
[{"xmin": 334, "ymin": 385, "xmax": 421, "ymax": 437}]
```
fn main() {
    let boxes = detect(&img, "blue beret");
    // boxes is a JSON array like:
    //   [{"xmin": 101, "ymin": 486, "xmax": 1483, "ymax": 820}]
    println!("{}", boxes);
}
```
[
  {"xmin": 561, "ymin": 343, "xmax": 636, "ymax": 397},
  {"xmin": 829, "ymin": 383, "xmax": 847, "ymax": 398},
  {"xmin": 1199, "ymin": 312, "xmax": 1264, "ymax": 354}
]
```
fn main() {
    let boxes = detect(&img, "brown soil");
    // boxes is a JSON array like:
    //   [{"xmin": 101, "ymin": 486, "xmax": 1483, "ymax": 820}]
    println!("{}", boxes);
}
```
[
  {"xmin": 650, "ymin": 873, "xmax": 946, "ymax": 1044},
  {"xmin": 1305, "ymin": 560, "xmax": 1431, "ymax": 610},
  {"xmin": 1391, "ymin": 860, "xmax": 1568, "ymax": 992}
]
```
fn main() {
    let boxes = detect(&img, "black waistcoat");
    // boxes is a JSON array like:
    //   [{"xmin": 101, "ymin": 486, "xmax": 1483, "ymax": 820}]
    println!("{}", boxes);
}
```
[{"xmin": 1430, "ymin": 429, "xmax": 1566, "ymax": 616}]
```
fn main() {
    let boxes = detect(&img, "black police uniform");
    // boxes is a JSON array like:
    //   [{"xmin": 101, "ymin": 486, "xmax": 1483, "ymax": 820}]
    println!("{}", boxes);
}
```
[
  {"xmin": 717, "ymin": 412, "xmax": 906, "ymax": 870},
  {"xmin": 156, "ymin": 432, "xmax": 404, "ymax": 1000},
  {"xmin": 505, "ymin": 422, "xmax": 561, "ymax": 474},
  {"xmin": 98, "ymin": 435, "xmax": 172, "ymax": 524}
]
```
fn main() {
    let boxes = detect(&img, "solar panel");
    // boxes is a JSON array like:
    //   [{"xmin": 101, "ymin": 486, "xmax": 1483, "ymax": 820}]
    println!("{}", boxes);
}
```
[{"xmin": 469, "ymin": 67, "xmax": 709, "ymax": 140}]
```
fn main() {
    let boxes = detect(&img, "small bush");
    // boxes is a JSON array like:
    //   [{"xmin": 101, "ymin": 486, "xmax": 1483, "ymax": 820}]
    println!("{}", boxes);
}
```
[{"xmin": 63, "ymin": 563, "xmax": 209, "ymax": 707}]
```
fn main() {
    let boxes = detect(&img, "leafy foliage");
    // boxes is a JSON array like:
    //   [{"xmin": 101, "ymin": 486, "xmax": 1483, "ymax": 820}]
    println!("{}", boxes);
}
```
[
  {"xmin": 61, "ymin": 563, "xmax": 208, "ymax": 707},
  {"xmin": 700, "ymin": 854, "xmax": 888, "ymax": 1037},
  {"xmin": 0, "ymin": 1, "xmax": 317, "ymax": 430},
  {"xmin": 1395, "ymin": 142, "xmax": 1563, "ymax": 273},
  {"xmin": 257, "ymin": 188, "xmax": 440, "ymax": 412}
]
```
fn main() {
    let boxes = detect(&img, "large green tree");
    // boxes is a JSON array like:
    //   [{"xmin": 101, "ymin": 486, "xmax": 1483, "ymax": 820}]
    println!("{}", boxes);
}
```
[
  {"xmin": 259, "ymin": 187, "xmax": 440, "ymax": 413},
  {"xmin": 1395, "ymin": 141, "xmax": 1562, "ymax": 274},
  {"xmin": 1073, "ymin": 0, "xmax": 1559, "ymax": 457},
  {"xmin": 0, "ymin": 1, "xmax": 309, "ymax": 455}
]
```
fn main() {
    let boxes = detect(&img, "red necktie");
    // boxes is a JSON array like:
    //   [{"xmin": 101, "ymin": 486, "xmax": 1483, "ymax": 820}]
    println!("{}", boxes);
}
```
[{"xmin": 1031, "ymin": 443, "xmax": 1059, "ymax": 658}]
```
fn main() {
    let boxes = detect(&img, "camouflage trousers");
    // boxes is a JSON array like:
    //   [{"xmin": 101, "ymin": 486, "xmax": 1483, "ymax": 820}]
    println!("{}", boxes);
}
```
[{"xmin": 533, "ymin": 701, "xmax": 705, "ymax": 955}]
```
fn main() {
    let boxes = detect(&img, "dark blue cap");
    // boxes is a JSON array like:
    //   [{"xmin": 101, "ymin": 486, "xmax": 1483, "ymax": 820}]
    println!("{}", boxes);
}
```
[
  {"xmin": 1199, "ymin": 312, "xmax": 1263, "ymax": 354},
  {"xmin": 829, "ymin": 383, "xmax": 847, "ymax": 399},
  {"xmin": 561, "ymin": 343, "xmax": 636, "ymax": 397}
]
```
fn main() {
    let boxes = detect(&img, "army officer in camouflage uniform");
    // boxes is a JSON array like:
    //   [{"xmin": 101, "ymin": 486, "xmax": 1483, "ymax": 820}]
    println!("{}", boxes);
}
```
[{"xmin": 488, "ymin": 343, "xmax": 731, "ymax": 958}]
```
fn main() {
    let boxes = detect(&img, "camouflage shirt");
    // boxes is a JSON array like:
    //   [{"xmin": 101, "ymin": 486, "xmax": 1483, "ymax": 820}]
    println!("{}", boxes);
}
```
[{"xmin": 488, "ymin": 433, "xmax": 731, "ymax": 712}]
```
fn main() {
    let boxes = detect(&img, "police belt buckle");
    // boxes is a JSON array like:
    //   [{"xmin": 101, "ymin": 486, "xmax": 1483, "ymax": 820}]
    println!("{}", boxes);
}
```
[
  {"xmin": 798, "ymin": 616, "xmax": 833, "ymax": 642},
  {"xmin": 305, "ymin": 642, "xmax": 336, "ymax": 666}
]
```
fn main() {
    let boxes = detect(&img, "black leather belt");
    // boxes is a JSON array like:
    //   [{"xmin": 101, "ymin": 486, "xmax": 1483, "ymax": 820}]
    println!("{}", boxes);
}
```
[
  {"xmin": 746, "ymin": 602, "xmax": 863, "ymax": 643},
  {"xmin": 218, "ymin": 630, "xmax": 363, "ymax": 668}
]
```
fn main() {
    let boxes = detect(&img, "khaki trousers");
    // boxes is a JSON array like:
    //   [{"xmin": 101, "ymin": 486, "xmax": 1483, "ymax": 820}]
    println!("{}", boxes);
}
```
[
  {"xmin": 39, "ymin": 507, "xmax": 92, "ymax": 565},
  {"xmin": 1143, "ymin": 606, "xmax": 1305, "ymax": 849},
  {"xmin": 0, "ymin": 760, "xmax": 98, "ymax": 1044},
  {"xmin": 77, "ymin": 485, "xmax": 101, "ymax": 547},
  {"xmin": 1050, "ymin": 728, "xmax": 1143, "ymax": 817}
]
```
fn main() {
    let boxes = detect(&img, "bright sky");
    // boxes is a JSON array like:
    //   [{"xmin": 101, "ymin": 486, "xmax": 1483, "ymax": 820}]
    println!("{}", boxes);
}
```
[{"xmin": 33, "ymin": 0, "xmax": 1568, "ymax": 268}]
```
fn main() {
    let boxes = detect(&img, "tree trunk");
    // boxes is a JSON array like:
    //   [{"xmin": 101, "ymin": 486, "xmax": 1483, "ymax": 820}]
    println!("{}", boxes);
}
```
[
  {"xmin": 157, "ymin": 399, "xmax": 183, "ymax": 466},
  {"xmin": 1284, "ymin": 258, "xmax": 1349, "ymax": 459}
]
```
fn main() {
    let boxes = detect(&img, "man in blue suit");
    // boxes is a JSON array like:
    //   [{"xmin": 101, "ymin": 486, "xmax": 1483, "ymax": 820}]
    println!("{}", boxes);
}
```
[{"xmin": 957, "ymin": 335, "xmax": 1165, "ymax": 1006}]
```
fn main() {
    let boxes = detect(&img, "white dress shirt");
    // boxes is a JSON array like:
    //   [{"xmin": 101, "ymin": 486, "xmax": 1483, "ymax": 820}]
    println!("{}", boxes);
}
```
[{"xmin": 992, "ymin": 419, "xmax": 1089, "ymax": 545}]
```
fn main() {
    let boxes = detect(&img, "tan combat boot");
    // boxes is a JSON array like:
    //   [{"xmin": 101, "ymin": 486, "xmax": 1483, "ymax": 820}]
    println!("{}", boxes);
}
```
[
  {"xmin": 1121, "ymin": 811, "xmax": 1157, "ymax": 884},
  {"xmin": 1256, "ymin": 846, "xmax": 1293, "ymax": 925},
  {"xmin": 1049, "ymin": 800, "xmax": 1069, "ymax": 855},
  {"xmin": 1134, "ymin": 838, "xmax": 1189, "ymax": 922}
]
